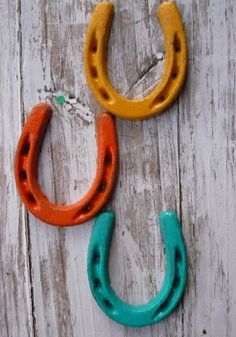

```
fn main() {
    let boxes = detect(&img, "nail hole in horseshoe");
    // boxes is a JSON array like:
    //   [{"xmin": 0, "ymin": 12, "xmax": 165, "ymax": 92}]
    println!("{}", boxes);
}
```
[
  {"xmin": 104, "ymin": 147, "xmax": 112, "ymax": 166},
  {"xmin": 149, "ymin": 93, "xmax": 166, "ymax": 110},
  {"xmin": 19, "ymin": 170, "xmax": 27, "ymax": 181},
  {"xmin": 94, "ymin": 278, "xmax": 101, "ymax": 288},
  {"xmin": 90, "ymin": 34, "xmax": 98, "ymax": 53},
  {"xmin": 174, "ymin": 33, "xmax": 181, "ymax": 52},
  {"xmin": 91, "ymin": 45, "xmax": 97, "ymax": 53},
  {"xmin": 89, "ymin": 32, "xmax": 98, "ymax": 54},
  {"xmin": 153, "ymin": 288, "xmax": 176, "ymax": 318},
  {"xmin": 172, "ymin": 65, "xmax": 179, "ymax": 79},
  {"xmin": 91, "ymin": 66, "xmax": 98, "ymax": 78},
  {"xmin": 81, "ymin": 204, "xmax": 92, "ymax": 214},
  {"xmin": 103, "ymin": 299, "xmax": 113, "ymax": 310},
  {"xmin": 98, "ymin": 181, "xmax": 106, "ymax": 192},
  {"xmin": 175, "ymin": 248, "xmax": 182, "ymax": 263},
  {"xmin": 99, "ymin": 88, "xmax": 110, "ymax": 101},
  {"xmin": 93, "ymin": 250, "xmax": 100, "ymax": 263},
  {"xmin": 27, "ymin": 193, "xmax": 36, "ymax": 205},
  {"xmin": 21, "ymin": 142, "xmax": 30, "ymax": 156},
  {"xmin": 173, "ymin": 275, "xmax": 180, "ymax": 288},
  {"xmin": 152, "ymin": 251, "xmax": 184, "ymax": 319}
]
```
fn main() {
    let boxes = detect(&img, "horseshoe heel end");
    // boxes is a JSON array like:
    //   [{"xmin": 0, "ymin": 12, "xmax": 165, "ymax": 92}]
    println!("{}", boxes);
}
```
[
  {"xmin": 96, "ymin": 113, "xmax": 118, "ymax": 151},
  {"xmin": 158, "ymin": 1, "xmax": 181, "ymax": 18},
  {"xmin": 15, "ymin": 103, "xmax": 52, "ymax": 213},
  {"xmin": 84, "ymin": 1, "xmax": 114, "ymax": 110},
  {"xmin": 148, "ymin": 2, "xmax": 188, "ymax": 116},
  {"xmin": 159, "ymin": 210, "xmax": 186, "ymax": 249},
  {"xmin": 159, "ymin": 210, "xmax": 187, "ymax": 294},
  {"xmin": 88, "ymin": 211, "xmax": 115, "ymax": 266},
  {"xmin": 93, "ymin": 2, "xmax": 114, "ymax": 29},
  {"xmin": 84, "ymin": 1, "xmax": 113, "ymax": 62},
  {"xmin": 88, "ymin": 211, "xmax": 187, "ymax": 327},
  {"xmin": 21, "ymin": 103, "xmax": 52, "ymax": 135},
  {"xmin": 158, "ymin": 1, "xmax": 188, "ymax": 64}
]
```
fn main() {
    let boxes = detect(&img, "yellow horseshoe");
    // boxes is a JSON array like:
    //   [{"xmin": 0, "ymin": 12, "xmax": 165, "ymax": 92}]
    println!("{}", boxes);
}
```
[{"xmin": 84, "ymin": 1, "xmax": 188, "ymax": 120}]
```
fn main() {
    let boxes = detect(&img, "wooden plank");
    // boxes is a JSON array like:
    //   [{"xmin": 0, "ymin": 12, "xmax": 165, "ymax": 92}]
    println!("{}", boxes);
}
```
[
  {"xmin": 20, "ymin": 1, "xmax": 96, "ymax": 336},
  {"xmin": 0, "ymin": 1, "xmax": 33, "ymax": 336},
  {"xmin": 180, "ymin": 0, "xmax": 236, "ymax": 336},
  {"xmin": 20, "ymin": 1, "xmax": 104, "ymax": 336}
]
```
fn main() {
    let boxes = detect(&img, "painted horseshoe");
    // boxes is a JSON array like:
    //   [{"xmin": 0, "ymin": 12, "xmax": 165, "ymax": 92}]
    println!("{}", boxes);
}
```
[
  {"xmin": 87, "ymin": 211, "xmax": 187, "ymax": 327},
  {"xmin": 84, "ymin": 1, "xmax": 188, "ymax": 120},
  {"xmin": 15, "ymin": 103, "xmax": 118, "ymax": 226}
]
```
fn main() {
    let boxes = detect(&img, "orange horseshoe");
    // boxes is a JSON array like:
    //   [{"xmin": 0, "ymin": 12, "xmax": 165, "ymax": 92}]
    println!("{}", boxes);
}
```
[
  {"xmin": 14, "ymin": 103, "xmax": 118, "ymax": 226},
  {"xmin": 84, "ymin": 1, "xmax": 188, "ymax": 120}
]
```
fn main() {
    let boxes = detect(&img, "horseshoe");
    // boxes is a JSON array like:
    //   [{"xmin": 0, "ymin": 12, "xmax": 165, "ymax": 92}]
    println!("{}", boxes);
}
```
[
  {"xmin": 87, "ymin": 211, "xmax": 187, "ymax": 327},
  {"xmin": 84, "ymin": 1, "xmax": 188, "ymax": 120},
  {"xmin": 14, "ymin": 103, "xmax": 118, "ymax": 226}
]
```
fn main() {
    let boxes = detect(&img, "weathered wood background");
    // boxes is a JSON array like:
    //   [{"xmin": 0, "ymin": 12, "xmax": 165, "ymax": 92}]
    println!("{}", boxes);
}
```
[{"xmin": 1, "ymin": 0, "xmax": 236, "ymax": 336}]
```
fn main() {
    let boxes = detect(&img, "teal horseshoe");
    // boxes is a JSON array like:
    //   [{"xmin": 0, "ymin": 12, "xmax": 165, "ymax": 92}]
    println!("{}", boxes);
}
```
[{"xmin": 87, "ymin": 210, "xmax": 187, "ymax": 327}]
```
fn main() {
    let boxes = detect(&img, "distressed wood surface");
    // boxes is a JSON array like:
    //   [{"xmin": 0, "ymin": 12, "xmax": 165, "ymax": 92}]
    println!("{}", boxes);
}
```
[{"xmin": 0, "ymin": 0, "xmax": 236, "ymax": 336}]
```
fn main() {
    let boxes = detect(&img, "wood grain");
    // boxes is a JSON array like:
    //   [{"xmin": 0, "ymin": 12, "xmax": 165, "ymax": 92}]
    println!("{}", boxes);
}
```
[
  {"xmin": 1, "ymin": 0, "xmax": 236, "ymax": 336},
  {"xmin": 0, "ymin": 1, "xmax": 33, "ymax": 336}
]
